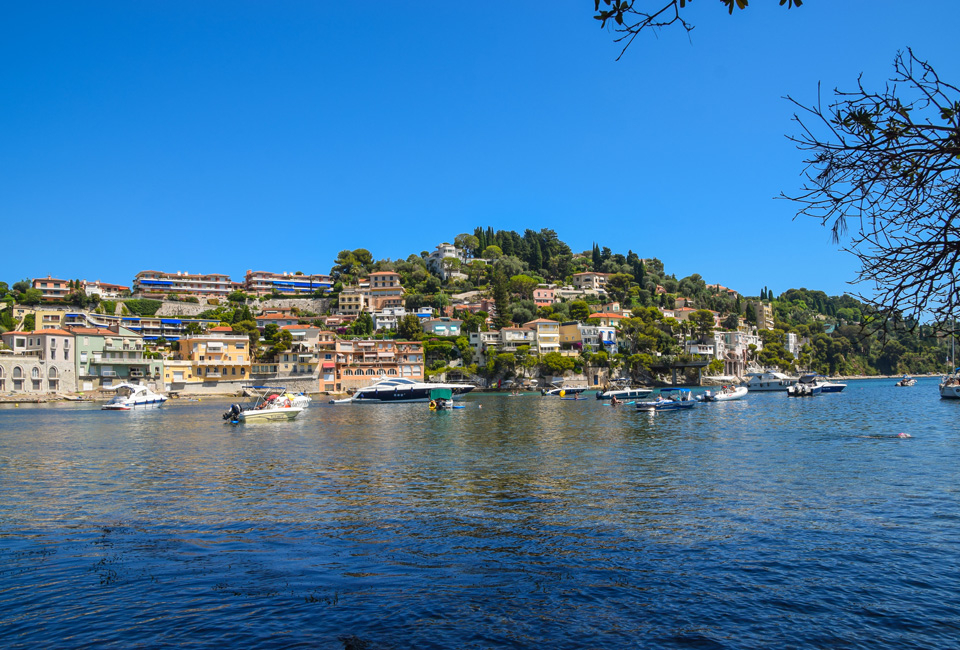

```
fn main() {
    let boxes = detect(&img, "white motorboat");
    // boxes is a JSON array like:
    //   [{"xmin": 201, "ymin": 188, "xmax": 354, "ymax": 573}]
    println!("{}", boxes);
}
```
[
  {"xmin": 595, "ymin": 384, "xmax": 653, "ymax": 400},
  {"xmin": 330, "ymin": 377, "xmax": 475, "ymax": 404},
  {"xmin": 895, "ymin": 375, "xmax": 916, "ymax": 387},
  {"xmin": 742, "ymin": 371, "xmax": 798, "ymax": 392},
  {"xmin": 541, "ymin": 383, "xmax": 587, "ymax": 396},
  {"xmin": 939, "ymin": 370, "xmax": 960, "ymax": 399},
  {"xmin": 788, "ymin": 374, "xmax": 822, "ymax": 397},
  {"xmin": 101, "ymin": 383, "xmax": 168, "ymax": 410},
  {"xmin": 224, "ymin": 386, "xmax": 304, "ymax": 422},
  {"xmin": 806, "ymin": 373, "xmax": 846, "ymax": 393},
  {"xmin": 698, "ymin": 385, "xmax": 748, "ymax": 402}
]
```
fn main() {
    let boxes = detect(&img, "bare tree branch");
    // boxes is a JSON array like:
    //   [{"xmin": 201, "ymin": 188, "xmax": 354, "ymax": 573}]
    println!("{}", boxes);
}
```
[{"xmin": 782, "ymin": 49, "xmax": 960, "ymax": 332}]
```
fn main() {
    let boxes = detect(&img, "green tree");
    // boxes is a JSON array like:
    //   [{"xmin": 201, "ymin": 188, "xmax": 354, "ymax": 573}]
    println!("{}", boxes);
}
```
[
  {"xmin": 12, "ymin": 279, "xmax": 30, "ymax": 294},
  {"xmin": 397, "ymin": 314, "xmax": 423, "ymax": 340},
  {"xmin": 349, "ymin": 312, "xmax": 374, "ymax": 336},
  {"xmin": 481, "ymin": 245, "xmax": 503, "ymax": 260},
  {"xmin": 21, "ymin": 288, "xmax": 43, "ymax": 305},
  {"xmin": 491, "ymin": 268, "xmax": 511, "ymax": 330},
  {"xmin": 604, "ymin": 273, "xmax": 634, "ymax": 303},
  {"xmin": 569, "ymin": 300, "xmax": 591, "ymax": 322},
  {"xmin": 509, "ymin": 274, "xmax": 538, "ymax": 300},
  {"xmin": 688, "ymin": 310, "xmax": 716, "ymax": 340}
]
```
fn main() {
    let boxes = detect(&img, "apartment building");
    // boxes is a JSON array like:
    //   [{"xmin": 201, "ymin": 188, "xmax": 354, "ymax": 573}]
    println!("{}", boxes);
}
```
[
  {"xmin": 163, "ymin": 327, "xmax": 251, "ymax": 388},
  {"xmin": 332, "ymin": 339, "xmax": 424, "ymax": 392},
  {"xmin": 0, "ymin": 329, "xmax": 77, "ymax": 393},
  {"xmin": 133, "ymin": 270, "xmax": 233, "ymax": 297},
  {"xmin": 244, "ymin": 270, "xmax": 332, "ymax": 296},
  {"xmin": 69, "ymin": 326, "xmax": 163, "ymax": 391},
  {"xmin": 366, "ymin": 271, "xmax": 404, "ymax": 311},
  {"xmin": 32, "ymin": 277, "xmax": 70, "ymax": 301}
]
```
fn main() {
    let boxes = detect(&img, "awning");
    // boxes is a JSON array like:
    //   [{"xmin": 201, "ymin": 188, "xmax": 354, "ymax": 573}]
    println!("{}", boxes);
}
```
[{"xmin": 321, "ymin": 362, "xmax": 335, "ymax": 368}]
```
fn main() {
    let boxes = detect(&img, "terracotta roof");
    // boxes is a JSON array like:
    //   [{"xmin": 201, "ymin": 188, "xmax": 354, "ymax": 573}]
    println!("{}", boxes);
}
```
[
  {"xmin": 523, "ymin": 318, "xmax": 559, "ymax": 325},
  {"xmin": 281, "ymin": 324, "xmax": 319, "ymax": 330},
  {"xmin": 210, "ymin": 326, "xmax": 234, "ymax": 332},
  {"xmin": 588, "ymin": 312, "xmax": 624, "ymax": 319},
  {"xmin": 368, "ymin": 271, "xmax": 399, "ymax": 276},
  {"xmin": 3, "ymin": 329, "xmax": 74, "ymax": 337},
  {"xmin": 257, "ymin": 314, "xmax": 297, "ymax": 320},
  {"xmin": 66, "ymin": 327, "xmax": 104, "ymax": 335}
]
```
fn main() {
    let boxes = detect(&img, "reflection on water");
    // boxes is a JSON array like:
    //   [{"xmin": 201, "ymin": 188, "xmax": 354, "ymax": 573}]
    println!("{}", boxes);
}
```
[{"xmin": 1, "ymin": 379, "xmax": 959, "ymax": 649}]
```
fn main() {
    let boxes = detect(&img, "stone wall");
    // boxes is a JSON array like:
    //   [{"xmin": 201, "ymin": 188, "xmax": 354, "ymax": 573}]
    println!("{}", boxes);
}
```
[
  {"xmin": 153, "ymin": 297, "xmax": 330, "ymax": 318},
  {"xmin": 166, "ymin": 375, "xmax": 320, "ymax": 396}
]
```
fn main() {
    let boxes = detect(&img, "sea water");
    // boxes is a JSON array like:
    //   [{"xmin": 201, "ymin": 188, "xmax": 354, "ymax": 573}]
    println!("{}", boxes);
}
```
[{"xmin": 1, "ymin": 378, "xmax": 958, "ymax": 649}]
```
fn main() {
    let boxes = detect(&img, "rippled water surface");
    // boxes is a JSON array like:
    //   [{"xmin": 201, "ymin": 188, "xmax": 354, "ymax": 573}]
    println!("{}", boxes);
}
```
[{"xmin": 1, "ymin": 379, "xmax": 959, "ymax": 649}]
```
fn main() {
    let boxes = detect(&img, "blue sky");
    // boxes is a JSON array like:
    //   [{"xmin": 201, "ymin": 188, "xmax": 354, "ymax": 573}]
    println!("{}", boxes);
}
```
[{"xmin": 2, "ymin": 2, "xmax": 958, "ymax": 298}]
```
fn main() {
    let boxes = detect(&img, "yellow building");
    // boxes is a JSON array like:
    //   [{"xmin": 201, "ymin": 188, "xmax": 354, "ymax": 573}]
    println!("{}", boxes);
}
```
[
  {"xmin": 164, "ymin": 326, "xmax": 251, "ymax": 388},
  {"xmin": 524, "ymin": 319, "xmax": 560, "ymax": 355}
]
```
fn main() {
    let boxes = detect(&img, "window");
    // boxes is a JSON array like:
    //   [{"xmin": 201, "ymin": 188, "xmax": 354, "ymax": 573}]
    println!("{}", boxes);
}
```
[{"xmin": 31, "ymin": 367, "xmax": 40, "ymax": 379}]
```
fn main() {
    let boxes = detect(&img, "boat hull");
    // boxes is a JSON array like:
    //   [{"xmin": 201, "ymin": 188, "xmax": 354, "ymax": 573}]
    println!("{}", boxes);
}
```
[
  {"xmin": 636, "ymin": 400, "xmax": 695, "ymax": 411},
  {"xmin": 700, "ymin": 386, "xmax": 748, "ymax": 402},
  {"xmin": 939, "ymin": 384, "xmax": 960, "ymax": 399},
  {"xmin": 596, "ymin": 388, "xmax": 652, "ymax": 400},
  {"xmin": 102, "ymin": 397, "xmax": 167, "ymax": 410},
  {"xmin": 238, "ymin": 406, "xmax": 303, "ymax": 422}
]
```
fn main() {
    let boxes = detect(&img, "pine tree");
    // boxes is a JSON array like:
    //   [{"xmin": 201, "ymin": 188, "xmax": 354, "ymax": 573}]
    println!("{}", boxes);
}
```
[{"xmin": 592, "ymin": 243, "xmax": 601, "ymax": 271}]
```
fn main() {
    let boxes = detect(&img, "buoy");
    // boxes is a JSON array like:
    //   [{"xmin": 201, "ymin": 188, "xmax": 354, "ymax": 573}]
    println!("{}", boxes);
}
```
[{"xmin": 559, "ymin": 390, "xmax": 566, "ymax": 397}]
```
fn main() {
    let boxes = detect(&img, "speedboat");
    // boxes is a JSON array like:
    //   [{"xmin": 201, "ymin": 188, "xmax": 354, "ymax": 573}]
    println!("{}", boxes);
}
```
[
  {"xmin": 698, "ymin": 385, "xmax": 748, "ymax": 402},
  {"xmin": 939, "ymin": 370, "xmax": 960, "ymax": 399},
  {"xmin": 101, "ymin": 383, "xmax": 168, "ymax": 410},
  {"xmin": 787, "ymin": 374, "xmax": 822, "ymax": 397},
  {"xmin": 330, "ymin": 377, "xmax": 475, "ymax": 404},
  {"xmin": 595, "ymin": 384, "xmax": 653, "ymax": 400},
  {"xmin": 895, "ymin": 375, "xmax": 917, "ymax": 387},
  {"xmin": 811, "ymin": 374, "xmax": 846, "ymax": 393},
  {"xmin": 636, "ymin": 388, "xmax": 696, "ymax": 411},
  {"xmin": 224, "ymin": 386, "xmax": 304, "ymax": 422},
  {"xmin": 742, "ymin": 371, "xmax": 798, "ymax": 392}
]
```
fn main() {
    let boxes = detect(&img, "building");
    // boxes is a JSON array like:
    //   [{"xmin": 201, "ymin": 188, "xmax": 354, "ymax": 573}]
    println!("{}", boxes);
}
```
[
  {"xmin": 588, "ymin": 312, "xmax": 625, "ymax": 329},
  {"xmin": 81, "ymin": 280, "xmax": 130, "ymax": 298},
  {"xmin": 69, "ymin": 326, "xmax": 163, "ymax": 391},
  {"xmin": 426, "ymin": 243, "xmax": 469, "ymax": 280},
  {"xmin": 422, "ymin": 317, "xmax": 463, "ymax": 337},
  {"xmin": 31, "ymin": 277, "xmax": 70, "ymax": 301},
  {"xmin": 572, "ymin": 272, "xmax": 611, "ymax": 293},
  {"xmin": 786, "ymin": 332, "xmax": 799, "ymax": 358},
  {"xmin": 244, "ymin": 270, "xmax": 332, "ymax": 296},
  {"xmin": 0, "ymin": 329, "xmax": 77, "ymax": 393},
  {"xmin": 755, "ymin": 302, "xmax": 775, "ymax": 330},
  {"xmin": 533, "ymin": 286, "xmax": 556, "ymax": 308},
  {"xmin": 332, "ymin": 339, "xmax": 424, "ymax": 392},
  {"xmin": 255, "ymin": 313, "xmax": 300, "ymax": 330},
  {"xmin": 337, "ymin": 288, "xmax": 366, "ymax": 316},
  {"xmin": 61, "ymin": 312, "xmax": 219, "ymax": 341},
  {"xmin": 133, "ymin": 270, "xmax": 233, "ymax": 298},
  {"xmin": 559, "ymin": 321, "xmax": 617, "ymax": 354},
  {"xmin": 163, "ymin": 327, "xmax": 251, "ymax": 389},
  {"xmin": 523, "ymin": 319, "xmax": 560, "ymax": 356},
  {"xmin": 366, "ymin": 271, "xmax": 404, "ymax": 311},
  {"xmin": 712, "ymin": 330, "xmax": 763, "ymax": 377}
]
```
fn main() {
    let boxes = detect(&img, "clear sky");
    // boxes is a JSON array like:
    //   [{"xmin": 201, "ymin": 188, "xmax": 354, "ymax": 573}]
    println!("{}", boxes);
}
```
[{"xmin": 2, "ymin": 2, "xmax": 957, "ymax": 298}]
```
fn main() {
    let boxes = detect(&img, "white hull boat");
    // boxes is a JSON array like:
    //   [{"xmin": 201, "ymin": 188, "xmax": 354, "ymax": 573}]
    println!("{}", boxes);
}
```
[
  {"xmin": 698, "ymin": 386, "xmax": 748, "ymax": 402},
  {"xmin": 224, "ymin": 386, "xmax": 305, "ymax": 422},
  {"xmin": 102, "ymin": 383, "xmax": 168, "ymax": 410},
  {"xmin": 742, "ymin": 371, "xmax": 797, "ymax": 392},
  {"xmin": 330, "ymin": 378, "xmax": 475, "ymax": 404}
]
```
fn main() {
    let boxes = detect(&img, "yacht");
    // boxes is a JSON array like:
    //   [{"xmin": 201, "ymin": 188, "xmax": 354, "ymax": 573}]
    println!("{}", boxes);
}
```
[
  {"xmin": 595, "ymin": 385, "xmax": 653, "ymax": 400},
  {"xmin": 330, "ymin": 377, "xmax": 476, "ymax": 404},
  {"xmin": 742, "ymin": 371, "xmax": 798, "ymax": 392},
  {"xmin": 788, "ymin": 374, "xmax": 822, "ymax": 397},
  {"xmin": 101, "ymin": 383, "xmax": 168, "ymax": 410},
  {"xmin": 813, "ymin": 375, "xmax": 847, "ymax": 393}
]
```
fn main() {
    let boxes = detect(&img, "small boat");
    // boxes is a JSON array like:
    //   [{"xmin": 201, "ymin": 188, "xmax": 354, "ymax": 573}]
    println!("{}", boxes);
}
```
[
  {"xmin": 428, "ymin": 388, "xmax": 464, "ymax": 410},
  {"xmin": 939, "ymin": 369, "xmax": 960, "ymax": 399},
  {"xmin": 895, "ymin": 375, "xmax": 917, "ymax": 387},
  {"xmin": 224, "ymin": 386, "xmax": 304, "ymax": 422},
  {"xmin": 697, "ymin": 385, "xmax": 748, "ymax": 402},
  {"xmin": 636, "ymin": 388, "xmax": 696, "ymax": 411},
  {"xmin": 787, "ymin": 374, "xmax": 822, "ymax": 397},
  {"xmin": 595, "ymin": 383, "xmax": 653, "ymax": 400},
  {"xmin": 101, "ymin": 383, "xmax": 168, "ymax": 410}
]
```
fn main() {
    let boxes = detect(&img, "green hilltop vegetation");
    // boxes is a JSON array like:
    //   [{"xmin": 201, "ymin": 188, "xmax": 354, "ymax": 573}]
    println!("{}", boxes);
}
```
[
  {"xmin": 0, "ymin": 227, "xmax": 953, "ymax": 379},
  {"xmin": 321, "ymin": 227, "xmax": 954, "ymax": 379}
]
